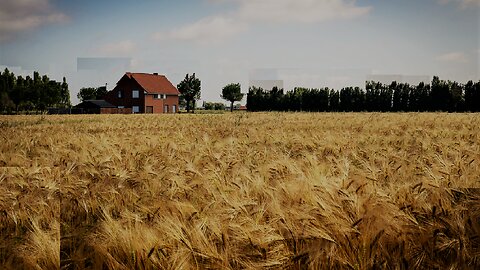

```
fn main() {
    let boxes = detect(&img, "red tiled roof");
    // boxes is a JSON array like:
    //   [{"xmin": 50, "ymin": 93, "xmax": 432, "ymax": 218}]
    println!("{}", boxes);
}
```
[{"xmin": 126, "ymin": 72, "xmax": 179, "ymax": 95}]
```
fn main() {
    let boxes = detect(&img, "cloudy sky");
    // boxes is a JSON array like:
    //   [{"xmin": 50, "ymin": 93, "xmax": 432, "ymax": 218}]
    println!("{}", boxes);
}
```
[{"xmin": 0, "ymin": 0, "xmax": 478, "ymax": 104}]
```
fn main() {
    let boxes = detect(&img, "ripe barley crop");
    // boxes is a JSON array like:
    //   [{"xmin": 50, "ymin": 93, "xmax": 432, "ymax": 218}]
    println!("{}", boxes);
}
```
[{"xmin": 0, "ymin": 112, "xmax": 479, "ymax": 269}]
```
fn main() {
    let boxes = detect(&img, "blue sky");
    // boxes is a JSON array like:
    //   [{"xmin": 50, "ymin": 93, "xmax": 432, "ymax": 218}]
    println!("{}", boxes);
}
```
[{"xmin": 0, "ymin": 0, "xmax": 478, "ymax": 104}]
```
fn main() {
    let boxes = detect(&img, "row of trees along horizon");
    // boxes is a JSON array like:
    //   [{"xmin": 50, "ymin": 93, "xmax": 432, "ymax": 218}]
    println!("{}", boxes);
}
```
[
  {"xmin": 2, "ymin": 68, "xmax": 480, "ymax": 113},
  {"xmin": 247, "ymin": 76, "xmax": 480, "ymax": 112},
  {"xmin": 0, "ymin": 68, "xmax": 70, "ymax": 113}
]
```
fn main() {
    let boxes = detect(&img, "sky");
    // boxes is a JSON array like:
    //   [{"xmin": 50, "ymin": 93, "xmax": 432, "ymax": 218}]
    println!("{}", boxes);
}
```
[{"xmin": 0, "ymin": 0, "xmax": 479, "ymax": 105}]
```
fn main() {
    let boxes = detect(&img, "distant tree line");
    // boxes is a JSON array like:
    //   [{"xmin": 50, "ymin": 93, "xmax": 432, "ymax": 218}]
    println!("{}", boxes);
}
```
[
  {"xmin": 203, "ymin": 102, "xmax": 225, "ymax": 110},
  {"xmin": 0, "ymin": 68, "xmax": 70, "ymax": 113},
  {"xmin": 247, "ymin": 76, "xmax": 480, "ymax": 112}
]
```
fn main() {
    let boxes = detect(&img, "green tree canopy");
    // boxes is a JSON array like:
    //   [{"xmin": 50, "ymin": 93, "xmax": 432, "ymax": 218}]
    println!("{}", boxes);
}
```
[
  {"xmin": 61, "ymin": 77, "xmax": 71, "ymax": 106},
  {"xmin": 77, "ymin": 87, "xmax": 97, "ymax": 102},
  {"xmin": 77, "ymin": 86, "xmax": 107, "ymax": 102},
  {"xmin": 221, "ymin": 83, "xmax": 244, "ymax": 112},
  {"xmin": 177, "ymin": 73, "xmax": 201, "ymax": 113},
  {"xmin": 0, "ymin": 68, "xmax": 70, "ymax": 113},
  {"xmin": 96, "ymin": 86, "xmax": 108, "ymax": 99}
]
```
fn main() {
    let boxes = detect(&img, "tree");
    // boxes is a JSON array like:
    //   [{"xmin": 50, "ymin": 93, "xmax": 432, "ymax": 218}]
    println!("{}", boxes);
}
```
[
  {"xmin": 448, "ymin": 80, "xmax": 464, "ymax": 112},
  {"xmin": 96, "ymin": 86, "xmax": 108, "ymax": 99},
  {"xmin": 77, "ymin": 87, "xmax": 97, "ymax": 102},
  {"xmin": 409, "ymin": 82, "xmax": 430, "ymax": 112},
  {"xmin": 221, "ymin": 83, "xmax": 244, "ymax": 112},
  {"xmin": 246, "ymin": 86, "xmax": 265, "ymax": 111},
  {"xmin": 465, "ymin": 80, "xmax": 480, "ymax": 112},
  {"xmin": 77, "ymin": 86, "xmax": 107, "ymax": 102},
  {"xmin": 177, "ymin": 73, "xmax": 201, "ymax": 113},
  {"xmin": 269, "ymin": 86, "xmax": 284, "ymax": 111},
  {"xmin": 0, "ymin": 69, "xmax": 70, "ymax": 113},
  {"xmin": 329, "ymin": 89, "xmax": 340, "ymax": 111},
  {"xmin": 430, "ymin": 76, "xmax": 451, "ymax": 111},
  {"xmin": 340, "ymin": 87, "xmax": 365, "ymax": 111},
  {"xmin": 0, "ymin": 91, "xmax": 14, "ymax": 113},
  {"xmin": 204, "ymin": 102, "xmax": 225, "ymax": 110},
  {"xmin": 60, "ymin": 77, "xmax": 71, "ymax": 107}
]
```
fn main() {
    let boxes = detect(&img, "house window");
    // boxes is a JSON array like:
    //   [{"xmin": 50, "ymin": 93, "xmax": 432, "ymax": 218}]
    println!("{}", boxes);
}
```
[
  {"xmin": 117, "ymin": 90, "xmax": 122, "ymax": 98},
  {"xmin": 118, "ymin": 106, "xmax": 124, "ymax": 109},
  {"xmin": 163, "ymin": 105, "xmax": 169, "ymax": 113},
  {"xmin": 132, "ymin": 106, "xmax": 140, "ymax": 113},
  {"xmin": 154, "ymin": 94, "xmax": 166, "ymax": 99},
  {"xmin": 172, "ymin": 105, "xmax": 176, "ymax": 113},
  {"xmin": 132, "ymin": 90, "xmax": 140, "ymax": 98}
]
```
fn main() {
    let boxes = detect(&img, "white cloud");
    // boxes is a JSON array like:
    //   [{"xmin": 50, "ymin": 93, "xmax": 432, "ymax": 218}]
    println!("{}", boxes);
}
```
[
  {"xmin": 96, "ymin": 40, "xmax": 136, "ymax": 56},
  {"xmin": 237, "ymin": 0, "xmax": 372, "ymax": 23},
  {"xmin": 154, "ymin": 0, "xmax": 371, "ymax": 43},
  {"xmin": 436, "ymin": 51, "xmax": 469, "ymax": 63},
  {"xmin": 0, "ymin": 0, "xmax": 68, "ymax": 42},
  {"xmin": 153, "ymin": 16, "xmax": 247, "ymax": 44}
]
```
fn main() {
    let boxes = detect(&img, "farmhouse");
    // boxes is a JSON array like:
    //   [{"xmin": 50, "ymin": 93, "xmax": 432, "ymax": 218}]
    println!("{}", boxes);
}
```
[{"xmin": 104, "ymin": 72, "xmax": 180, "ymax": 113}]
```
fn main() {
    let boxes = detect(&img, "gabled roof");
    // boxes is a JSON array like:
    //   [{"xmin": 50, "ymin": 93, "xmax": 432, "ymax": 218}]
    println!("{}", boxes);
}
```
[
  {"xmin": 125, "ymin": 72, "xmax": 180, "ymax": 95},
  {"xmin": 75, "ymin": 100, "xmax": 116, "ymax": 108}
]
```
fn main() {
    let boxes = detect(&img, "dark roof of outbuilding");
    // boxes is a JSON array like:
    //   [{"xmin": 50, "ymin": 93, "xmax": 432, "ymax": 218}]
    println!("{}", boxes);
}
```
[{"xmin": 75, "ymin": 100, "xmax": 116, "ymax": 108}]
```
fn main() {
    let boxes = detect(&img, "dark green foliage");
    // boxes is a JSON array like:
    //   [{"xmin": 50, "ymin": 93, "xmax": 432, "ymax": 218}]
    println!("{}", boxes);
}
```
[
  {"xmin": 61, "ymin": 77, "xmax": 70, "ymax": 106},
  {"xmin": 96, "ymin": 86, "xmax": 108, "ymax": 100},
  {"xmin": 301, "ymin": 87, "xmax": 329, "ymax": 112},
  {"xmin": 365, "ymin": 81, "xmax": 393, "ymax": 112},
  {"xmin": 204, "ymin": 102, "xmax": 225, "ymax": 110},
  {"xmin": 391, "ymin": 82, "xmax": 412, "ymax": 112},
  {"xmin": 465, "ymin": 80, "xmax": 480, "ymax": 112},
  {"xmin": 340, "ymin": 86, "xmax": 365, "ymax": 111},
  {"xmin": 221, "ymin": 83, "xmax": 244, "ymax": 112},
  {"xmin": 177, "ymin": 73, "xmax": 201, "ymax": 113},
  {"xmin": 246, "ymin": 86, "xmax": 266, "ymax": 112},
  {"xmin": 77, "ymin": 86, "xmax": 107, "ymax": 102},
  {"xmin": 430, "ymin": 76, "xmax": 451, "ymax": 111},
  {"xmin": 246, "ymin": 76, "xmax": 480, "ymax": 112},
  {"xmin": 449, "ymin": 81, "xmax": 464, "ymax": 112},
  {"xmin": 329, "ymin": 89, "xmax": 340, "ymax": 112},
  {"xmin": 410, "ymin": 82, "xmax": 430, "ymax": 112},
  {"xmin": 0, "ymin": 68, "xmax": 71, "ymax": 113},
  {"xmin": 77, "ymin": 87, "xmax": 97, "ymax": 101}
]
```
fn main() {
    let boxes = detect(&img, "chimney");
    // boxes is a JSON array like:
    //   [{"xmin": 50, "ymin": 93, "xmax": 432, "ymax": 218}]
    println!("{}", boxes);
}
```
[{"xmin": 153, "ymin": 72, "xmax": 158, "ymax": 75}]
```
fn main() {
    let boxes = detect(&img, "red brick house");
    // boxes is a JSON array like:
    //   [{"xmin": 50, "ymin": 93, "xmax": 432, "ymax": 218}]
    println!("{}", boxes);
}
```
[{"xmin": 104, "ymin": 72, "xmax": 180, "ymax": 113}]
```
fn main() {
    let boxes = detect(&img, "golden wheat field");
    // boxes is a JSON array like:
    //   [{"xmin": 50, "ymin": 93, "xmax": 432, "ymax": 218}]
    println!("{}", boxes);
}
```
[{"xmin": 0, "ymin": 112, "xmax": 479, "ymax": 269}]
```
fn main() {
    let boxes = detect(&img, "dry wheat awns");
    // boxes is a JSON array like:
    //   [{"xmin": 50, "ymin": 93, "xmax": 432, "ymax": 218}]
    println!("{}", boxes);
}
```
[{"xmin": 0, "ymin": 113, "xmax": 479, "ymax": 269}]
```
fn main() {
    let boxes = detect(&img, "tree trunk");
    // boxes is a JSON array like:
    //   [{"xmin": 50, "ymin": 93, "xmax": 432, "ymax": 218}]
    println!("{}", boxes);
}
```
[
  {"xmin": 230, "ymin": 101, "xmax": 234, "ymax": 112},
  {"xmin": 186, "ymin": 100, "xmax": 190, "ymax": 113}
]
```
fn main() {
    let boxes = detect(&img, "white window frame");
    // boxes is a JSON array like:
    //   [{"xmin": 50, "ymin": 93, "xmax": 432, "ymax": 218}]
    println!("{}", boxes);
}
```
[
  {"xmin": 172, "ymin": 105, "xmax": 176, "ymax": 113},
  {"xmin": 132, "ymin": 90, "xmax": 140, "ymax": 99},
  {"xmin": 132, "ymin": 106, "xmax": 140, "ymax": 113},
  {"xmin": 118, "ymin": 106, "xmax": 125, "ymax": 109},
  {"xmin": 154, "ymin": 94, "xmax": 166, "ymax": 99},
  {"xmin": 117, "ymin": 90, "xmax": 122, "ymax": 98}
]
